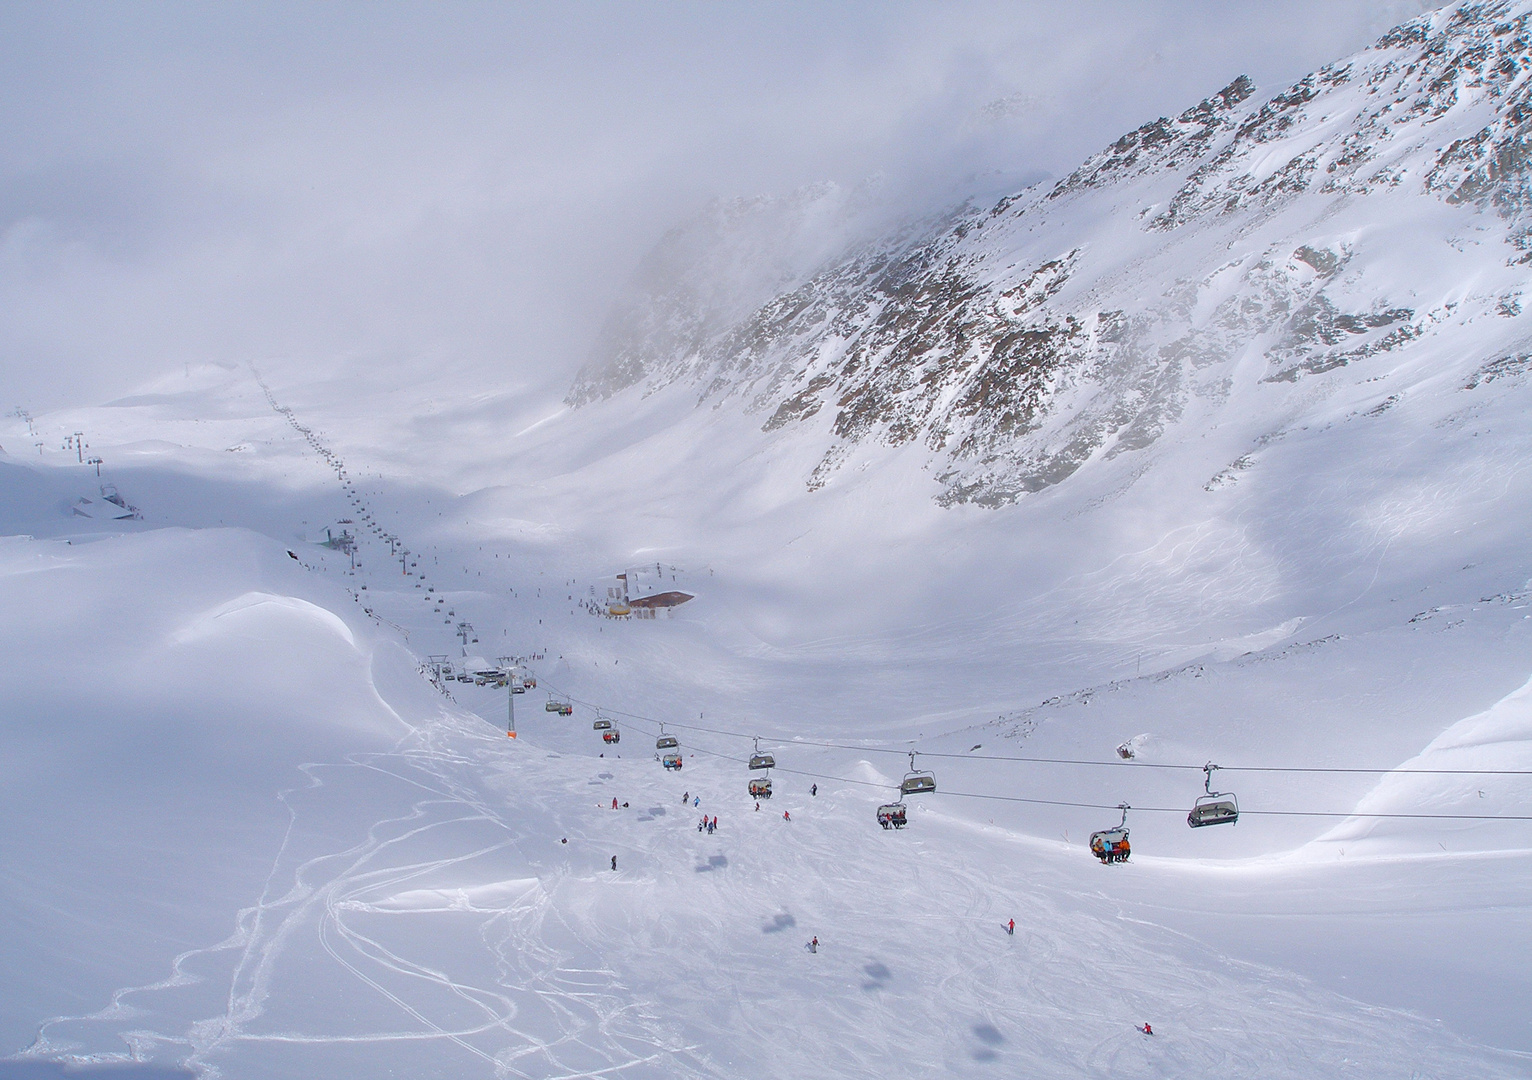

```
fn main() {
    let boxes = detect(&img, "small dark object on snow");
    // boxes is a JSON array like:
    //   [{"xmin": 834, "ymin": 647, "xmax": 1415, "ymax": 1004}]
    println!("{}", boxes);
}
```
[{"xmin": 611, "ymin": 855, "xmax": 617, "ymax": 871}]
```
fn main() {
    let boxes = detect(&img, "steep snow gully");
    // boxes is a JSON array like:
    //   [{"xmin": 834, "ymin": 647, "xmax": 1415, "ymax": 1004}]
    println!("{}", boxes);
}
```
[{"xmin": 6, "ymin": 3, "xmax": 1532, "ymax": 1078}]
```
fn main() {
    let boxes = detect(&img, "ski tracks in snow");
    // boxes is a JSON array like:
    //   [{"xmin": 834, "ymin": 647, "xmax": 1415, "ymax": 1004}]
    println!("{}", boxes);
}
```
[
  {"xmin": 21, "ymin": 710, "xmax": 707, "ymax": 1078},
  {"xmin": 20, "ymin": 709, "xmax": 1528, "ymax": 1079}
]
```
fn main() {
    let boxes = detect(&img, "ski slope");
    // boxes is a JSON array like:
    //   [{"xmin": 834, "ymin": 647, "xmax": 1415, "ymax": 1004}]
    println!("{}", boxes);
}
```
[
  {"xmin": 0, "ymin": 350, "xmax": 1529, "ymax": 1078},
  {"xmin": 6, "ymin": 5, "xmax": 1532, "ymax": 1073}
]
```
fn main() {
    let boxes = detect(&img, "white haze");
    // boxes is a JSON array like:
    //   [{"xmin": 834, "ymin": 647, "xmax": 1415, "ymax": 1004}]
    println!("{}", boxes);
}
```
[{"xmin": 0, "ymin": 0, "xmax": 1433, "ymax": 410}]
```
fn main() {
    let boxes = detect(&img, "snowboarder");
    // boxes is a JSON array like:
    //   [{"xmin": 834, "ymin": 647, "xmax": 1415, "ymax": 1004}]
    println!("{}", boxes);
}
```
[
  {"xmin": 1140, "ymin": 1023, "xmax": 1153, "ymax": 1036},
  {"xmin": 611, "ymin": 855, "xmax": 617, "ymax": 871},
  {"xmin": 1006, "ymin": 919, "xmax": 1015, "ymax": 935}
]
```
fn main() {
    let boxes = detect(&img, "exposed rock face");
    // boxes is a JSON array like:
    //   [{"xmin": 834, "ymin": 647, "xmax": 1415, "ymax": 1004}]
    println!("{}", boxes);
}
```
[{"xmin": 571, "ymin": 2, "xmax": 1532, "ymax": 506}]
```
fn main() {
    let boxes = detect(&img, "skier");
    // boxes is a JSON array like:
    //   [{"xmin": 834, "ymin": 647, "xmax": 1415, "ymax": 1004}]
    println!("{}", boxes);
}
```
[
  {"xmin": 682, "ymin": 791, "xmax": 689, "ymax": 804},
  {"xmin": 755, "ymin": 802, "xmax": 760, "ymax": 812},
  {"xmin": 1006, "ymin": 918, "xmax": 1015, "ymax": 936},
  {"xmin": 694, "ymin": 796, "xmax": 700, "ymax": 808},
  {"xmin": 611, "ymin": 855, "xmax": 617, "ymax": 871},
  {"xmin": 1140, "ymin": 1023, "xmax": 1153, "ymax": 1036},
  {"xmin": 612, "ymin": 797, "xmax": 619, "ymax": 810},
  {"xmin": 810, "ymin": 784, "xmax": 817, "ymax": 797},
  {"xmin": 806, "ymin": 936, "xmax": 818, "ymax": 953},
  {"xmin": 783, "ymin": 810, "xmax": 791, "ymax": 822},
  {"xmin": 711, "ymin": 816, "xmax": 718, "ymax": 832}
]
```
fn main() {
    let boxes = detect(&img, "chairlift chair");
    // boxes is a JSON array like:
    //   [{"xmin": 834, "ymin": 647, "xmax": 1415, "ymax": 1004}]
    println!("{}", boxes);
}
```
[
  {"xmin": 749, "ymin": 776, "xmax": 773, "ymax": 799},
  {"xmin": 1089, "ymin": 804, "xmax": 1132, "ymax": 864},
  {"xmin": 900, "ymin": 752, "xmax": 936, "ymax": 796},
  {"xmin": 876, "ymin": 803, "xmax": 908, "ymax": 830},
  {"xmin": 545, "ymin": 698, "xmax": 562, "ymax": 712},
  {"xmin": 748, "ymin": 738, "xmax": 775, "ymax": 770},
  {"xmin": 662, "ymin": 752, "xmax": 683, "ymax": 770},
  {"xmin": 1188, "ymin": 764, "xmax": 1239, "ymax": 828},
  {"xmin": 603, "ymin": 729, "xmax": 621, "ymax": 744}
]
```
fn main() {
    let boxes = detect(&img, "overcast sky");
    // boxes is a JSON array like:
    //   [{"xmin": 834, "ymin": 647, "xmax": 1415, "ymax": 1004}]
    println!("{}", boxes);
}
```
[{"xmin": 0, "ymin": 1, "xmax": 1434, "ymax": 409}]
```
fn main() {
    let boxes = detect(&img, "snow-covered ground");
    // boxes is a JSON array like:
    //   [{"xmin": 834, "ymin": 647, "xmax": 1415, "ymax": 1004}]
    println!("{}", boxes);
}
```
[{"xmin": 0, "ymin": 345, "xmax": 1529, "ymax": 1078}]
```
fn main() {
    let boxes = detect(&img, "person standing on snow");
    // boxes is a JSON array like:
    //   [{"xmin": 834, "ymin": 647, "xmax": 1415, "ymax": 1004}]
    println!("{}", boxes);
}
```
[
  {"xmin": 810, "ymin": 784, "xmax": 817, "ymax": 796},
  {"xmin": 806, "ymin": 936, "xmax": 818, "ymax": 953},
  {"xmin": 710, "ymin": 816, "xmax": 717, "ymax": 832},
  {"xmin": 611, "ymin": 855, "xmax": 617, "ymax": 871},
  {"xmin": 1006, "ymin": 919, "xmax": 1015, "ymax": 935},
  {"xmin": 612, "ymin": 797, "xmax": 619, "ymax": 810},
  {"xmin": 682, "ymin": 791, "xmax": 689, "ymax": 804}
]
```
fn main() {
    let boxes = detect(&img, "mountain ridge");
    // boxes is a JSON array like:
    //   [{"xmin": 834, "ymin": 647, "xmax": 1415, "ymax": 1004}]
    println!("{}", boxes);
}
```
[{"xmin": 573, "ymin": 0, "xmax": 1532, "ymax": 507}]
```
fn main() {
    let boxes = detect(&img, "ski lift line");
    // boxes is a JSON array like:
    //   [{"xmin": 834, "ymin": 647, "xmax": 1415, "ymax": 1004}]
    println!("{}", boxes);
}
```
[
  {"xmin": 591, "ymin": 730, "xmax": 1532, "ymax": 821},
  {"xmin": 909, "ymin": 752, "xmax": 1532, "ymax": 777},
  {"xmin": 933, "ymin": 790, "xmax": 1532, "ymax": 820},
  {"xmin": 547, "ymin": 717, "xmax": 1532, "ymax": 822},
  {"xmin": 534, "ymin": 680, "xmax": 1532, "ymax": 778}
]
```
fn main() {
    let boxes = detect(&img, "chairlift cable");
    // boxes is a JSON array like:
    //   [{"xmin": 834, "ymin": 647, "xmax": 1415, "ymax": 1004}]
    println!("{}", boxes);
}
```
[{"xmin": 536, "ymin": 678, "xmax": 1532, "ymax": 779}]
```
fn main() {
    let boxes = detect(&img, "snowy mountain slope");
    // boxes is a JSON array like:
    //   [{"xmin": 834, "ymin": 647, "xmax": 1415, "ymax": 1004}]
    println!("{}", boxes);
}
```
[
  {"xmin": 3, "ymin": 290, "xmax": 1531, "ymax": 1074},
  {"xmin": 5, "ymin": 3, "xmax": 1532, "ymax": 1077},
  {"xmin": 0, "ymin": 520, "xmax": 1524, "ymax": 1078},
  {"xmin": 570, "ymin": 0, "xmax": 1532, "ymax": 509}
]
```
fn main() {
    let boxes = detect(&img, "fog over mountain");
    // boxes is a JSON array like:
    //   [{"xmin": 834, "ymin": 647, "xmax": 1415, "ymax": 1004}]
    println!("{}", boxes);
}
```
[
  {"xmin": 6, "ymin": 5, "xmax": 1532, "ymax": 1080},
  {"xmin": 2, "ymin": 1, "xmax": 1429, "ymax": 408}
]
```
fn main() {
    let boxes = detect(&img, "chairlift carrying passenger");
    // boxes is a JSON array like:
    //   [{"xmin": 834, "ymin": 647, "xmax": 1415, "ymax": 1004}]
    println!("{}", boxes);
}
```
[
  {"xmin": 900, "ymin": 752, "xmax": 936, "ymax": 796},
  {"xmin": 1089, "ymin": 804, "xmax": 1132, "ymax": 864},
  {"xmin": 1188, "ymin": 763, "xmax": 1239, "ymax": 828},
  {"xmin": 749, "ymin": 776, "xmax": 773, "ymax": 799},
  {"xmin": 603, "ymin": 729, "xmax": 621, "ymax": 744},
  {"xmin": 662, "ymin": 751, "xmax": 683, "ymax": 770},
  {"xmin": 876, "ymin": 803, "xmax": 907, "ymax": 830}
]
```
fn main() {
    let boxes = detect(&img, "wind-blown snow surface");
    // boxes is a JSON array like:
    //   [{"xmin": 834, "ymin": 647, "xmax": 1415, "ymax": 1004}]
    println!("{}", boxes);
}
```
[
  {"xmin": 5, "ymin": 7, "xmax": 1532, "ymax": 1079},
  {"xmin": 1, "ymin": 340, "xmax": 1529, "ymax": 1079}
]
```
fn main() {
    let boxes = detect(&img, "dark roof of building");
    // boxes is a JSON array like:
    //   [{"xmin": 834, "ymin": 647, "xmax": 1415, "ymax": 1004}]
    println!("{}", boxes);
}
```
[{"xmin": 629, "ymin": 591, "xmax": 694, "ymax": 609}]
